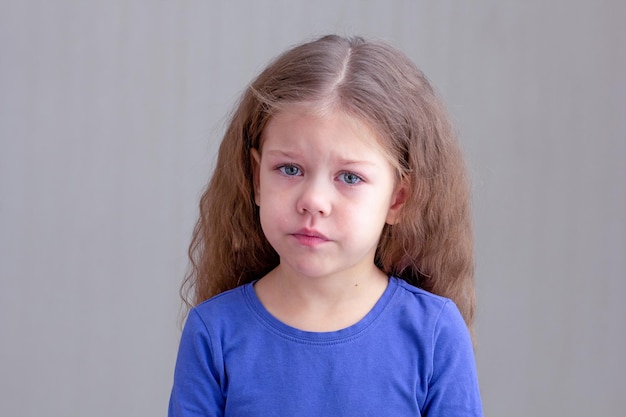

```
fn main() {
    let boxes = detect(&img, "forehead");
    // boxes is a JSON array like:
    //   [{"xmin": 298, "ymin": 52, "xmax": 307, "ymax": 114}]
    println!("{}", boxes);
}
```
[{"xmin": 261, "ymin": 107, "xmax": 385, "ymax": 155}]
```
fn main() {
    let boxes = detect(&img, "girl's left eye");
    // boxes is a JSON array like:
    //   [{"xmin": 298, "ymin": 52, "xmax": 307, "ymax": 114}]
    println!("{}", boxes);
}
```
[{"xmin": 338, "ymin": 172, "xmax": 362, "ymax": 185}]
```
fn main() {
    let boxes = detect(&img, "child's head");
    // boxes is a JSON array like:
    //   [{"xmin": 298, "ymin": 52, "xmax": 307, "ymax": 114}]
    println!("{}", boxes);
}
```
[{"xmin": 185, "ymin": 35, "xmax": 474, "ymax": 330}]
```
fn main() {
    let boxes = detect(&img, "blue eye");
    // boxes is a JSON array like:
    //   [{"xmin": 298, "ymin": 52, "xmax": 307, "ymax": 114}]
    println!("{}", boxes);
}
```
[
  {"xmin": 339, "ymin": 172, "xmax": 362, "ymax": 185},
  {"xmin": 279, "ymin": 165, "xmax": 301, "ymax": 176}
]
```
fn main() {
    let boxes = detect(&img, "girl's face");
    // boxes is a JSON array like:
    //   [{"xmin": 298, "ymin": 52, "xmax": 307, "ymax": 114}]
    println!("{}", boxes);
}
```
[{"xmin": 251, "ymin": 108, "xmax": 406, "ymax": 282}]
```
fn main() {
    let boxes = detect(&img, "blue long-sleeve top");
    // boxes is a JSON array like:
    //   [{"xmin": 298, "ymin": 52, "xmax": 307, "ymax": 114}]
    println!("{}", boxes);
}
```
[{"xmin": 169, "ymin": 277, "xmax": 483, "ymax": 416}]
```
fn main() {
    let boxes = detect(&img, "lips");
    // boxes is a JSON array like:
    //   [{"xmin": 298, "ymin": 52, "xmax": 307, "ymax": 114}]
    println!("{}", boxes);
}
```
[{"xmin": 291, "ymin": 228, "xmax": 330, "ymax": 246}]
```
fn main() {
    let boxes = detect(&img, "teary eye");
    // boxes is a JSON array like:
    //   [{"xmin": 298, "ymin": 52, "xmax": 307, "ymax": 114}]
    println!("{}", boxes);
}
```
[
  {"xmin": 338, "ymin": 172, "xmax": 362, "ymax": 185},
  {"xmin": 278, "ymin": 165, "xmax": 301, "ymax": 176}
]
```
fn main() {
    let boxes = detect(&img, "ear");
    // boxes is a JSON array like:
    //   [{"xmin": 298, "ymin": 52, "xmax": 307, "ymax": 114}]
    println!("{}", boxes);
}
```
[
  {"xmin": 250, "ymin": 148, "xmax": 261, "ymax": 206},
  {"xmin": 385, "ymin": 180, "xmax": 408, "ymax": 225}
]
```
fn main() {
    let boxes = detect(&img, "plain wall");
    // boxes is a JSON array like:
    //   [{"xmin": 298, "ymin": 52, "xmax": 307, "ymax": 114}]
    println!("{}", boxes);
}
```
[{"xmin": 1, "ymin": 1, "xmax": 624, "ymax": 416}]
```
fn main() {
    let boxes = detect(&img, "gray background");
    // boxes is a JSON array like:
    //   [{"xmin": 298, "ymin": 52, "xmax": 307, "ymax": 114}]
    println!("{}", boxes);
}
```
[{"xmin": 1, "ymin": 1, "xmax": 624, "ymax": 416}]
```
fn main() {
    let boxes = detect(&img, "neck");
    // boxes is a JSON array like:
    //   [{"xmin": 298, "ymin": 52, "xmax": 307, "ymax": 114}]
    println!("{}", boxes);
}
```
[{"xmin": 254, "ymin": 264, "xmax": 389, "ymax": 332}]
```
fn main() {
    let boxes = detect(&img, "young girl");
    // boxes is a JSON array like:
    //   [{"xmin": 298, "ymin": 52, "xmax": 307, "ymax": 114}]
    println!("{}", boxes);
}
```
[{"xmin": 169, "ymin": 34, "xmax": 482, "ymax": 416}]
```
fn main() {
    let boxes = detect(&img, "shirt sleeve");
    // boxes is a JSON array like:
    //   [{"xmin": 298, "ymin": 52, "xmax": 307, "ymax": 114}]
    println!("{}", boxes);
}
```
[
  {"xmin": 421, "ymin": 300, "xmax": 483, "ymax": 417},
  {"xmin": 168, "ymin": 309, "xmax": 225, "ymax": 417}
]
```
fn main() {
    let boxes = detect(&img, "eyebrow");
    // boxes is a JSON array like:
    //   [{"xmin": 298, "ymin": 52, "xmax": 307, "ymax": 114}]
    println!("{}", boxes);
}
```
[
  {"xmin": 263, "ymin": 149, "xmax": 299, "ymax": 158},
  {"xmin": 336, "ymin": 158, "xmax": 378, "ymax": 167},
  {"xmin": 263, "ymin": 149, "xmax": 378, "ymax": 167}
]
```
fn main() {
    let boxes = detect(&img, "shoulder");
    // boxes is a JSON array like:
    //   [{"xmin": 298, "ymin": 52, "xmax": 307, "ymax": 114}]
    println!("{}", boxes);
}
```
[
  {"xmin": 392, "ymin": 278, "xmax": 463, "ymax": 324},
  {"xmin": 392, "ymin": 279, "xmax": 482, "ymax": 415},
  {"xmin": 194, "ymin": 284, "xmax": 248, "ymax": 314},
  {"xmin": 394, "ymin": 278, "xmax": 449, "ymax": 304},
  {"xmin": 183, "ymin": 284, "xmax": 253, "ymax": 335},
  {"xmin": 389, "ymin": 278, "xmax": 470, "ymax": 351}
]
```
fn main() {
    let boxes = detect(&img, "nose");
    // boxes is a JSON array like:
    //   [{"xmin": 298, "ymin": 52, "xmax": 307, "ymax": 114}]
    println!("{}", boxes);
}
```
[{"xmin": 296, "ymin": 177, "xmax": 332, "ymax": 216}]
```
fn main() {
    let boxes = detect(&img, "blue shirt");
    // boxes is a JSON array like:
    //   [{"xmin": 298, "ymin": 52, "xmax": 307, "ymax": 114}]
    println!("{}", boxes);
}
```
[{"xmin": 169, "ymin": 277, "xmax": 483, "ymax": 416}]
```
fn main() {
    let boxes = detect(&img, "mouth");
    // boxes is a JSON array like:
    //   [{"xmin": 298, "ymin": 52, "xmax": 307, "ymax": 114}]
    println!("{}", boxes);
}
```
[{"xmin": 291, "ymin": 228, "xmax": 330, "ymax": 246}]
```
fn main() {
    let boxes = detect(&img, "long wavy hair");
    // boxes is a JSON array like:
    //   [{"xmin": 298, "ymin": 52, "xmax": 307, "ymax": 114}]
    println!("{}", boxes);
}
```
[{"xmin": 182, "ymin": 35, "xmax": 475, "ymax": 335}]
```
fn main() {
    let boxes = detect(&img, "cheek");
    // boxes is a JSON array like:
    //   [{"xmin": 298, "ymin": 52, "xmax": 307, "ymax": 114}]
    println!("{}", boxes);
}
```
[
  {"xmin": 257, "ymin": 208, "xmax": 276, "ymax": 244},
  {"xmin": 259, "ymin": 201, "xmax": 290, "ymax": 232},
  {"xmin": 343, "ymin": 192, "xmax": 394, "ymax": 229},
  {"xmin": 257, "ymin": 175, "xmax": 278, "ymax": 207}
]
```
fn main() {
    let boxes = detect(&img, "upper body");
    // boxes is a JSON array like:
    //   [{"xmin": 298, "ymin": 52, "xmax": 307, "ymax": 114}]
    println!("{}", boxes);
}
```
[
  {"xmin": 169, "ymin": 277, "xmax": 483, "ymax": 417},
  {"xmin": 173, "ymin": 34, "xmax": 482, "ymax": 417}
]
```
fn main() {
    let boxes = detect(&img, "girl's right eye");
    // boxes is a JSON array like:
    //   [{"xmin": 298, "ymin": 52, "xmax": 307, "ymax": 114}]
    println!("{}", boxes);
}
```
[{"xmin": 278, "ymin": 165, "xmax": 302, "ymax": 176}]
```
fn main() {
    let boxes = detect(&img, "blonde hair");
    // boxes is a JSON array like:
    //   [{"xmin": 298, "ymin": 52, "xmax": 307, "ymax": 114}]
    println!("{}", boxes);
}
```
[{"xmin": 182, "ymin": 35, "xmax": 475, "ymax": 335}]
